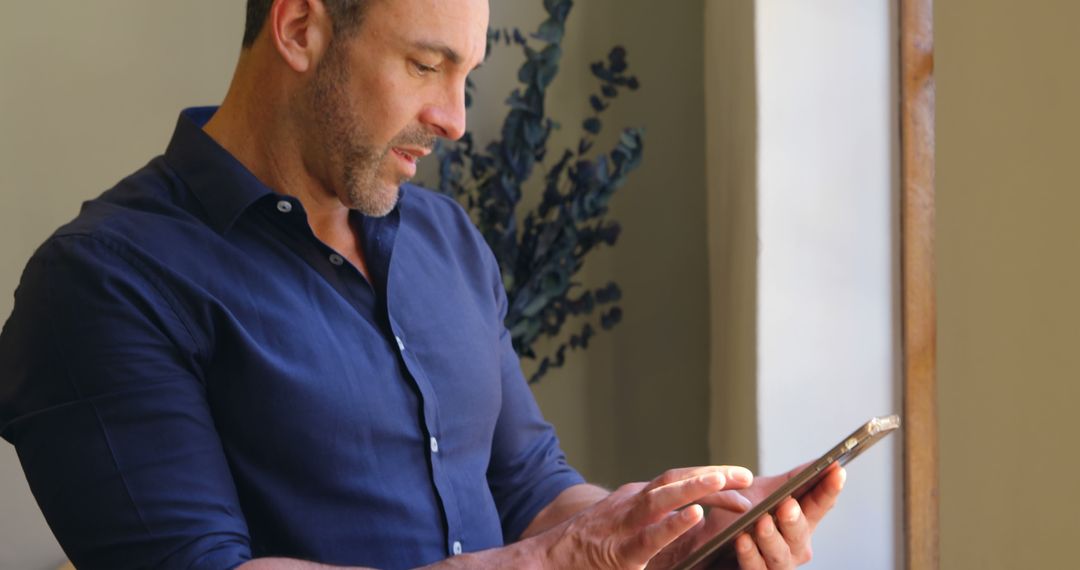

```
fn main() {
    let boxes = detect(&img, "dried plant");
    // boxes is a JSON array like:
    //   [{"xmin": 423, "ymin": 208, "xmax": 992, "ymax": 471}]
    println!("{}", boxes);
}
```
[{"xmin": 431, "ymin": 0, "xmax": 644, "ymax": 383}]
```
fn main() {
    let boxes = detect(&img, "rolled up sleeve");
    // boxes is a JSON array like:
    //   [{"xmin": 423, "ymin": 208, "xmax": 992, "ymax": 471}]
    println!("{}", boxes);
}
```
[
  {"xmin": 0, "ymin": 235, "xmax": 252, "ymax": 570},
  {"xmin": 483, "ymin": 265, "xmax": 585, "ymax": 543}
]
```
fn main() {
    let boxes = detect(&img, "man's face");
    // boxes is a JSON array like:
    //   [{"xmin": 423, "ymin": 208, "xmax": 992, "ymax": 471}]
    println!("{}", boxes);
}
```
[{"xmin": 304, "ymin": 0, "xmax": 489, "ymax": 216}]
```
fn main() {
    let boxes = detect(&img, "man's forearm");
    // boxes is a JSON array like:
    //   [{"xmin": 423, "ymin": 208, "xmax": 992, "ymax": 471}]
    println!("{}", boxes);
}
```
[
  {"xmin": 237, "ymin": 536, "xmax": 548, "ymax": 570},
  {"xmin": 238, "ymin": 558, "xmax": 366, "ymax": 570},
  {"xmin": 519, "ymin": 483, "xmax": 611, "ymax": 539},
  {"xmin": 235, "ymin": 469, "xmax": 747, "ymax": 570},
  {"xmin": 234, "ymin": 485, "xmax": 608, "ymax": 570}
]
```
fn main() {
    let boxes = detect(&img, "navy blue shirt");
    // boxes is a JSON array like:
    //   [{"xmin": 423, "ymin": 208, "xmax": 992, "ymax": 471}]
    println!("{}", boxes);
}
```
[{"xmin": 0, "ymin": 107, "xmax": 583, "ymax": 570}]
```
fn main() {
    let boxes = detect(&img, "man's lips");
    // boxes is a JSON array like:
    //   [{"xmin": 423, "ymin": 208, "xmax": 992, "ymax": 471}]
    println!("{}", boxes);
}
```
[{"xmin": 392, "ymin": 147, "xmax": 431, "ymax": 163}]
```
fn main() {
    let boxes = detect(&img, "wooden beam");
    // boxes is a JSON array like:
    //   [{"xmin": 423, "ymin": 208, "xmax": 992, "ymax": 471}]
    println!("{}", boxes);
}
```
[{"xmin": 899, "ymin": 0, "xmax": 938, "ymax": 569}]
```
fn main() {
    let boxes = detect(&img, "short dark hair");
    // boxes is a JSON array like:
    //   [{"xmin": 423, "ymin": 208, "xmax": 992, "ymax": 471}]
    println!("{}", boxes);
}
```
[{"xmin": 242, "ymin": 0, "xmax": 370, "ymax": 48}]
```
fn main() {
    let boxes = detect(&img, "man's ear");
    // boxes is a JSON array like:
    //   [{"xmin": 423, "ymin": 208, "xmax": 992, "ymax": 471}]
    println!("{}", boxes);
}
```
[{"xmin": 268, "ymin": 0, "xmax": 333, "ymax": 73}]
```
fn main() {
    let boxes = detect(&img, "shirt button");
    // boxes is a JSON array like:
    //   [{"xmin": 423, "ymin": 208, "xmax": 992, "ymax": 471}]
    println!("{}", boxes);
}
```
[
  {"xmin": 395, "ymin": 336, "xmax": 405, "ymax": 351},
  {"xmin": 429, "ymin": 437, "xmax": 439, "ymax": 453},
  {"xmin": 328, "ymin": 253, "xmax": 344, "ymax": 266},
  {"xmin": 452, "ymin": 541, "xmax": 463, "ymax": 555},
  {"xmin": 276, "ymin": 200, "xmax": 293, "ymax": 213}
]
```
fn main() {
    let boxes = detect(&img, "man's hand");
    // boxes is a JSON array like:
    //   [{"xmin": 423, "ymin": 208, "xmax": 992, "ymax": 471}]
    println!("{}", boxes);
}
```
[
  {"xmin": 530, "ymin": 466, "xmax": 755, "ymax": 569},
  {"xmin": 242, "ymin": 465, "xmax": 839, "ymax": 570},
  {"xmin": 649, "ymin": 464, "xmax": 846, "ymax": 569}
]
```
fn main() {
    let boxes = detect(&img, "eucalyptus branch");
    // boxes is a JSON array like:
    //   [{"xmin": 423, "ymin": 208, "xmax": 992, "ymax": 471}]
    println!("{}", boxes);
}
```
[{"xmin": 428, "ymin": 0, "xmax": 644, "ymax": 383}]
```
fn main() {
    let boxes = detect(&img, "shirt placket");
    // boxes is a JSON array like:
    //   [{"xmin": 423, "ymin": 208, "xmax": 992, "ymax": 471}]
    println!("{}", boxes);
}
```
[
  {"xmin": 262, "ymin": 195, "xmax": 467, "ymax": 557},
  {"xmin": 387, "ymin": 316, "xmax": 466, "ymax": 558},
  {"xmin": 365, "ymin": 209, "xmax": 467, "ymax": 558}
]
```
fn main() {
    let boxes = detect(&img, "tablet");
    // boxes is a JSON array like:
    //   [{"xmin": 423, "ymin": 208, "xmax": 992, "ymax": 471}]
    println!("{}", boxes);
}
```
[{"xmin": 672, "ymin": 415, "xmax": 901, "ymax": 570}]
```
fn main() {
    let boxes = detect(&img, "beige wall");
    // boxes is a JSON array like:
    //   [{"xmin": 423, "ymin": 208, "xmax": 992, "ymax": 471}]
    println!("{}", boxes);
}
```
[
  {"xmin": 937, "ymin": 0, "xmax": 1080, "ymax": 568},
  {"xmin": 484, "ymin": 0, "xmax": 712, "ymax": 487},
  {"xmin": 571, "ymin": 0, "xmax": 711, "ymax": 485},
  {"xmin": 704, "ymin": 0, "xmax": 760, "ymax": 473},
  {"xmin": 1, "ymin": 4, "xmax": 245, "ymax": 567},
  {"xmin": 1, "ymin": 1, "xmax": 710, "ymax": 566}
]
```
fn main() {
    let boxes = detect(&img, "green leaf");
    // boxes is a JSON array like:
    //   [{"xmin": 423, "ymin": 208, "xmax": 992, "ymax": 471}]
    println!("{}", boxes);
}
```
[{"xmin": 535, "ymin": 18, "xmax": 564, "ymax": 44}]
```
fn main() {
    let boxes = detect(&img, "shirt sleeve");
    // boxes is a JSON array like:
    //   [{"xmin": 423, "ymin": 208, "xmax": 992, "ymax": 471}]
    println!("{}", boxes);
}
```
[
  {"xmin": 483, "ymin": 251, "xmax": 586, "ymax": 543},
  {"xmin": 0, "ymin": 235, "xmax": 252, "ymax": 570}
]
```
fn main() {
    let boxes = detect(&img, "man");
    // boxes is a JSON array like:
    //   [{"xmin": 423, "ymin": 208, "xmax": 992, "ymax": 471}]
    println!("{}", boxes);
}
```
[{"xmin": 0, "ymin": 1, "xmax": 844, "ymax": 568}]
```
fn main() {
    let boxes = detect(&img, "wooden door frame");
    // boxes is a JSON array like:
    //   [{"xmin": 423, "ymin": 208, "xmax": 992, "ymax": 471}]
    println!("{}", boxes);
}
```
[{"xmin": 899, "ymin": 0, "xmax": 938, "ymax": 569}]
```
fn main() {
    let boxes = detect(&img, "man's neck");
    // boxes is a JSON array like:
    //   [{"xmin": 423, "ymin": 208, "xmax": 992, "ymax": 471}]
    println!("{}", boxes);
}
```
[{"xmin": 203, "ymin": 59, "xmax": 370, "ymax": 280}]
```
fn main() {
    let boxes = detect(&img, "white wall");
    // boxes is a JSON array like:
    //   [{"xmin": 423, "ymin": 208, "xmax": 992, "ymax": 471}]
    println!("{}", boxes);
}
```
[{"xmin": 755, "ymin": 1, "xmax": 901, "ymax": 568}]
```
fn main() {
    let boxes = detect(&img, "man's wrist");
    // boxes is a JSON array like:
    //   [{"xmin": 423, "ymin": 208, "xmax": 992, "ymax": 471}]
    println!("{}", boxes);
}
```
[
  {"xmin": 521, "ymin": 483, "xmax": 610, "ymax": 539},
  {"xmin": 429, "ymin": 533, "xmax": 557, "ymax": 570}
]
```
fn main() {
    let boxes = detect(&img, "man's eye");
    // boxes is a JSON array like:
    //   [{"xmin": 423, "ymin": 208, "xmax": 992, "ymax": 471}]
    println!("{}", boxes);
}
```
[{"xmin": 412, "ymin": 61, "xmax": 439, "ymax": 75}]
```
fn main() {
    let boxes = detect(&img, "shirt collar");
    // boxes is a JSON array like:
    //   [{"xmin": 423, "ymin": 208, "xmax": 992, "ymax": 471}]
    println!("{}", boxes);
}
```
[{"xmin": 164, "ymin": 106, "xmax": 274, "ymax": 234}]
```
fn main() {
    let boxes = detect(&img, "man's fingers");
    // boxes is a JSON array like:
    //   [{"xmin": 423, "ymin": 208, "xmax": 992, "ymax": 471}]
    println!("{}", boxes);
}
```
[
  {"xmin": 781, "ymin": 460, "xmax": 815, "ymax": 482},
  {"xmin": 775, "ymin": 498, "xmax": 813, "ymax": 564},
  {"xmin": 603, "ymin": 467, "xmax": 753, "ymax": 567},
  {"xmin": 751, "ymin": 515, "xmax": 795, "ymax": 570},
  {"xmin": 798, "ymin": 467, "xmax": 845, "ymax": 531},
  {"xmin": 630, "ymin": 473, "xmax": 724, "ymax": 525},
  {"xmin": 643, "ymin": 467, "xmax": 719, "ymax": 490},
  {"xmin": 696, "ymin": 489, "xmax": 753, "ymax": 513},
  {"xmin": 644, "ymin": 517, "xmax": 705, "ymax": 569},
  {"xmin": 632, "ymin": 470, "xmax": 750, "ymax": 526},
  {"xmin": 734, "ymin": 533, "xmax": 768, "ymax": 570},
  {"xmin": 624, "ymin": 504, "xmax": 704, "ymax": 563},
  {"xmin": 643, "ymin": 466, "xmax": 753, "ymax": 492}
]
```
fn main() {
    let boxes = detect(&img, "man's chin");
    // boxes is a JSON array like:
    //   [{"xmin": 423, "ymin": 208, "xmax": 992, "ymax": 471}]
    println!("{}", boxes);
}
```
[{"xmin": 348, "ymin": 185, "xmax": 400, "ymax": 217}]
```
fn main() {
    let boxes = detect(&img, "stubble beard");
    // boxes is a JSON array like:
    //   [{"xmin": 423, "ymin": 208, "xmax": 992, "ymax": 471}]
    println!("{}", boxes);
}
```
[{"xmin": 310, "ymin": 42, "xmax": 435, "ymax": 218}]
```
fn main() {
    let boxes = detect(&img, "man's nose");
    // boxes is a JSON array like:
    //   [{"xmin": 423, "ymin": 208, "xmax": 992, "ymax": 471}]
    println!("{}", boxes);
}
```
[{"xmin": 420, "ymin": 85, "xmax": 467, "ymax": 142}]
